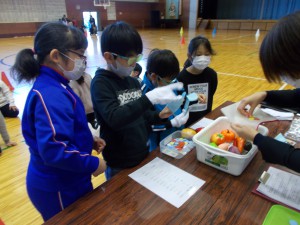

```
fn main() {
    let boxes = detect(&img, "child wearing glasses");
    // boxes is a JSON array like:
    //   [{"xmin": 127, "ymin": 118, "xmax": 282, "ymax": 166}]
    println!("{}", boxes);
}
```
[
  {"xmin": 91, "ymin": 21, "xmax": 184, "ymax": 180},
  {"xmin": 177, "ymin": 36, "xmax": 218, "ymax": 127},
  {"xmin": 141, "ymin": 49, "xmax": 189, "ymax": 151},
  {"xmin": 11, "ymin": 22, "xmax": 106, "ymax": 221}
]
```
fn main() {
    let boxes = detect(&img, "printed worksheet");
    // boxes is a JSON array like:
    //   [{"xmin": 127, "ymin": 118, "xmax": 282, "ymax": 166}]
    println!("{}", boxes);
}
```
[
  {"xmin": 129, "ymin": 157, "xmax": 205, "ymax": 208},
  {"xmin": 256, "ymin": 167, "xmax": 300, "ymax": 210}
]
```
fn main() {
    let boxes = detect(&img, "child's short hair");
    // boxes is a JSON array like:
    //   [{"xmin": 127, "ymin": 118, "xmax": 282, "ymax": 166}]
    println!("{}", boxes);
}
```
[
  {"xmin": 133, "ymin": 63, "xmax": 142, "ymax": 76},
  {"xmin": 101, "ymin": 21, "xmax": 143, "ymax": 57},
  {"xmin": 188, "ymin": 36, "xmax": 215, "ymax": 56},
  {"xmin": 146, "ymin": 49, "xmax": 179, "ymax": 79}
]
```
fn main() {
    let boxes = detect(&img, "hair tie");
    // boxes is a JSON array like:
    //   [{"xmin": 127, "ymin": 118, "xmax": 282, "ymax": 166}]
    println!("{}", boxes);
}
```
[{"xmin": 32, "ymin": 49, "xmax": 38, "ymax": 60}]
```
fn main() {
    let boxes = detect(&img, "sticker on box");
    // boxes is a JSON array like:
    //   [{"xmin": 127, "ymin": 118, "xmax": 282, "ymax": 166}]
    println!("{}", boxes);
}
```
[
  {"xmin": 205, "ymin": 152, "xmax": 229, "ymax": 170},
  {"xmin": 167, "ymin": 138, "xmax": 191, "ymax": 151}
]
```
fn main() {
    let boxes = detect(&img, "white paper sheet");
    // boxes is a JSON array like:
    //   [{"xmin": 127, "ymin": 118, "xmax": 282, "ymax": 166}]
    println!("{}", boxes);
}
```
[
  {"xmin": 221, "ymin": 102, "xmax": 277, "ymax": 128},
  {"xmin": 129, "ymin": 157, "xmax": 205, "ymax": 208},
  {"xmin": 190, "ymin": 117, "xmax": 214, "ymax": 130},
  {"xmin": 256, "ymin": 167, "xmax": 300, "ymax": 210},
  {"xmin": 261, "ymin": 108, "xmax": 294, "ymax": 120}
]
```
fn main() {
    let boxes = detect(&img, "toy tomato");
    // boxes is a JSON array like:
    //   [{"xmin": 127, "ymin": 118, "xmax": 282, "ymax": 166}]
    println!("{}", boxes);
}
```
[
  {"xmin": 221, "ymin": 129, "xmax": 235, "ymax": 142},
  {"xmin": 210, "ymin": 133, "xmax": 226, "ymax": 145},
  {"xmin": 195, "ymin": 127, "xmax": 204, "ymax": 133}
]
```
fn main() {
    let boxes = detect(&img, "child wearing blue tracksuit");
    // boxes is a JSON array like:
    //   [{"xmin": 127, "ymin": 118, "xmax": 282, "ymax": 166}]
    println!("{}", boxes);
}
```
[
  {"xmin": 11, "ymin": 22, "xmax": 106, "ymax": 221},
  {"xmin": 141, "ymin": 49, "xmax": 188, "ymax": 151}
]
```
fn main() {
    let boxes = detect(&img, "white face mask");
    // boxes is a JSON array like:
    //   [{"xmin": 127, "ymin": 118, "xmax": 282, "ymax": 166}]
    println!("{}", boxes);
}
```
[
  {"xmin": 192, "ymin": 55, "xmax": 211, "ymax": 71},
  {"xmin": 58, "ymin": 53, "xmax": 86, "ymax": 80},
  {"xmin": 280, "ymin": 75, "xmax": 300, "ymax": 88},
  {"xmin": 108, "ymin": 60, "xmax": 134, "ymax": 78}
]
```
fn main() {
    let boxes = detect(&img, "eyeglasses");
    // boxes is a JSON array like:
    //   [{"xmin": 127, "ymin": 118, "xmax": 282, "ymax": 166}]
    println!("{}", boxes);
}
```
[
  {"xmin": 67, "ymin": 49, "xmax": 87, "ymax": 62},
  {"xmin": 111, "ymin": 53, "xmax": 143, "ymax": 66},
  {"xmin": 157, "ymin": 75, "xmax": 177, "ymax": 86}
]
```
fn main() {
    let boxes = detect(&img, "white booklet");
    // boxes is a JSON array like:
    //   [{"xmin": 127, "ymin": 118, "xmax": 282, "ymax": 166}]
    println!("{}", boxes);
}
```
[
  {"xmin": 256, "ymin": 167, "xmax": 300, "ymax": 211},
  {"xmin": 129, "ymin": 157, "xmax": 205, "ymax": 208}
]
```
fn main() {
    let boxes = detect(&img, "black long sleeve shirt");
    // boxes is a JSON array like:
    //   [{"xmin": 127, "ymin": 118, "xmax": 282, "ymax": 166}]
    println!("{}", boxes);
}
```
[
  {"xmin": 254, "ymin": 88, "xmax": 300, "ymax": 172},
  {"xmin": 91, "ymin": 69, "xmax": 169, "ymax": 168}
]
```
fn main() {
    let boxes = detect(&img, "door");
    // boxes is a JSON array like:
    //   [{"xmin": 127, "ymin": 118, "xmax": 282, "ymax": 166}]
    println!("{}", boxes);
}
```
[{"xmin": 82, "ymin": 11, "xmax": 100, "ymax": 35}]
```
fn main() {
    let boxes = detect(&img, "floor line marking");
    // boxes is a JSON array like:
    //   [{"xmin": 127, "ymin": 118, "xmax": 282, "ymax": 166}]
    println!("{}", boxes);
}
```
[
  {"xmin": 217, "ymin": 72, "xmax": 266, "ymax": 80},
  {"xmin": 0, "ymin": 54, "xmax": 16, "ymax": 66},
  {"xmin": 279, "ymin": 83, "xmax": 288, "ymax": 90},
  {"xmin": 218, "ymin": 71, "xmax": 288, "ymax": 91}
]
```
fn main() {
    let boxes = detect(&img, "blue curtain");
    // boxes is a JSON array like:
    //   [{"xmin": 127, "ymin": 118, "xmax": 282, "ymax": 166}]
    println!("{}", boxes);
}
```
[{"xmin": 216, "ymin": 0, "xmax": 300, "ymax": 19}]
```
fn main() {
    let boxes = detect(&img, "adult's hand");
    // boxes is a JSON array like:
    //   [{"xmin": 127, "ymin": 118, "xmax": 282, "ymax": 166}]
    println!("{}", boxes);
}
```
[
  {"xmin": 230, "ymin": 123, "xmax": 258, "ymax": 141},
  {"xmin": 237, "ymin": 92, "xmax": 267, "ymax": 117}
]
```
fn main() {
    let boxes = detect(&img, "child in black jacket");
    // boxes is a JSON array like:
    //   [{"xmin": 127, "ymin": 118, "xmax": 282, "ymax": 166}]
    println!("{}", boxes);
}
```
[{"xmin": 91, "ymin": 21, "xmax": 184, "ymax": 179}]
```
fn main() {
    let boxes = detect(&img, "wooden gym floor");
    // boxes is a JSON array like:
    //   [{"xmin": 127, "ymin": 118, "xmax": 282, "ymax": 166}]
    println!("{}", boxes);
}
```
[{"xmin": 0, "ymin": 28, "xmax": 291, "ymax": 225}]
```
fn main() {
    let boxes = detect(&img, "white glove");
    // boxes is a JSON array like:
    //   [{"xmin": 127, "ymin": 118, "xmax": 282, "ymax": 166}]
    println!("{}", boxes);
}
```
[
  {"xmin": 171, "ymin": 110, "xmax": 189, "ymax": 128},
  {"xmin": 146, "ymin": 82, "xmax": 183, "ymax": 105}
]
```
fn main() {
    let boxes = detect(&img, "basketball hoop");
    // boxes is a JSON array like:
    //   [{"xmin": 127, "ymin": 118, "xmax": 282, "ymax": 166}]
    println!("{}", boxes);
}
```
[{"xmin": 94, "ymin": 0, "xmax": 110, "ymax": 9}]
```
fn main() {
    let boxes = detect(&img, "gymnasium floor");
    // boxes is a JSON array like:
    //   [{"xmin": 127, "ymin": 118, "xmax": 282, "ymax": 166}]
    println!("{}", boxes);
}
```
[{"xmin": 0, "ymin": 27, "xmax": 291, "ymax": 225}]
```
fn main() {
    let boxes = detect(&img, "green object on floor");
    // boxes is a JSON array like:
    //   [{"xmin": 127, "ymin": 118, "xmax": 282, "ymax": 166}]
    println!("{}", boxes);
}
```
[
  {"xmin": 263, "ymin": 205, "xmax": 300, "ymax": 225},
  {"xmin": 1, "ymin": 146, "xmax": 12, "ymax": 151}
]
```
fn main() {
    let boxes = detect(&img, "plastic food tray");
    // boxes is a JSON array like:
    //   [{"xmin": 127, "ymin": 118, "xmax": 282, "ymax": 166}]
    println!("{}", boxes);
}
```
[{"xmin": 160, "ymin": 131, "xmax": 195, "ymax": 159}]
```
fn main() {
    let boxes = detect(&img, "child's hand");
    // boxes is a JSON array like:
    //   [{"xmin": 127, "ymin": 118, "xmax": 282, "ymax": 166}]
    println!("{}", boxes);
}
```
[
  {"xmin": 171, "ymin": 110, "xmax": 189, "ymax": 127},
  {"xmin": 9, "ymin": 106, "xmax": 19, "ymax": 111},
  {"xmin": 93, "ymin": 136, "xmax": 106, "ymax": 153},
  {"xmin": 159, "ymin": 106, "xmax": 172, "ymax": 119},
  {"xmin": 146, "ymin": 82, "xmax": 183, "ymax": 105},
  {"xmin": 93, "ymin": 157, "xmax": 107, "ymax": 177},
  {"xmin": 6, "ymin": 141, "xmax": 17, "ymax": 147},
  {"xmin": 198, "ymin": 94, "xmax": 206, "ymax": 103}
]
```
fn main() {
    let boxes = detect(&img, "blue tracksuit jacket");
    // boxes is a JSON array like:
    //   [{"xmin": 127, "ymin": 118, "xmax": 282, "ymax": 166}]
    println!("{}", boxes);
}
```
[{"xmin": 22, "ymin": 66, "xmax": 99, "ymax": 191}]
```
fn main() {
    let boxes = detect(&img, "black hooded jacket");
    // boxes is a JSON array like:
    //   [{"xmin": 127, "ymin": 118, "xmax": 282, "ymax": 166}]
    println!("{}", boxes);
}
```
[{"xmin": 91, "ymin": 69, "xmax": 169, "ymax": 168}]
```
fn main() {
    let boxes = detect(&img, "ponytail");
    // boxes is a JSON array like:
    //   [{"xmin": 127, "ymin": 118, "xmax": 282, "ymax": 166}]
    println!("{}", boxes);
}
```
[
  {"xmin": 11, "ymin": 49, "xmax": 40, "ymax": 83},
  {"xmin": 11, "ymin": 22, "xmax": 88, "ymax": 84}
]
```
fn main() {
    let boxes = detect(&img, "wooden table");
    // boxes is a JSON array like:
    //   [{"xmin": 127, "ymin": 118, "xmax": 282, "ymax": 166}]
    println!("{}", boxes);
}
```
[{"xmin": 45, "ymin": 101, "xmax": 292, "ymax": 225}]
